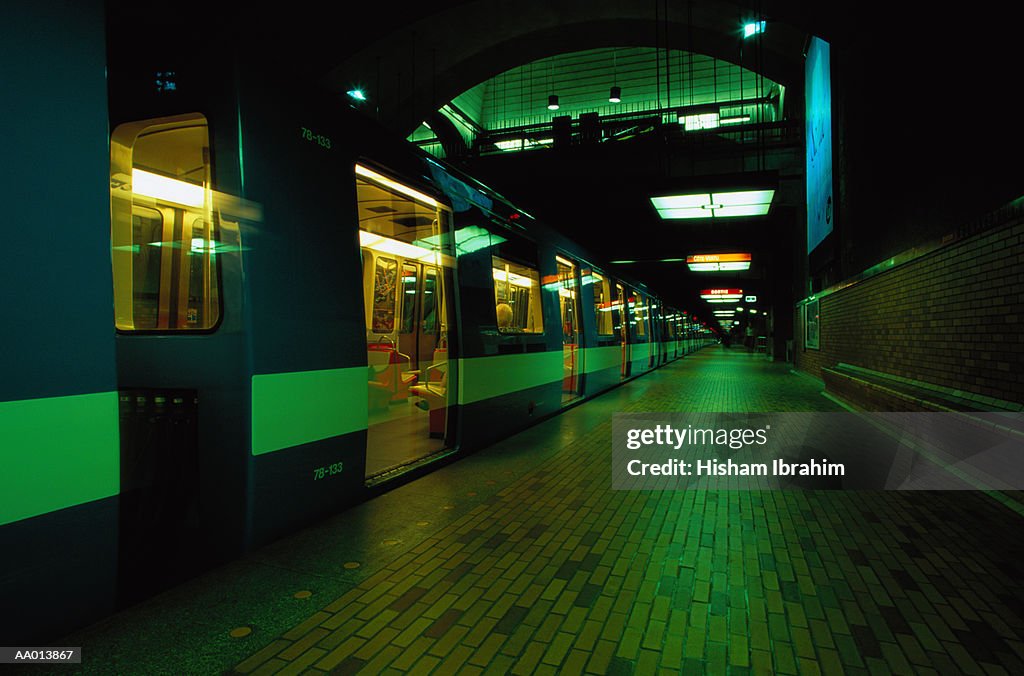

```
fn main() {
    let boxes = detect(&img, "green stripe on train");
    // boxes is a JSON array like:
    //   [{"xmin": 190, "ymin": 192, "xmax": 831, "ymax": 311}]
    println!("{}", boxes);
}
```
[
  {"xmin": 252, "ymin": 348, "xmax": 627, "ymax": 455},
  {"xmin": 583, "ymin": 345, "xmax": 625, "ymax": 374},
  {"xmin": 251, "ymin": 368, "xmax": 369, "ymax": 456},
  {"xmin": 457, "ymin": 352, "xmax": 564, "ymax": 404},
  {"xmin": 0, "ymin": 391, "xmax": 119, "ymax": 526}
]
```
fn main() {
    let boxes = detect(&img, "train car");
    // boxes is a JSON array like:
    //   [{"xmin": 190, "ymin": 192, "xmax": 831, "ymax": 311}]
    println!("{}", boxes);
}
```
[{"xmin": 1, "ymin": 7, "xmax": 715, "ymax": 643}]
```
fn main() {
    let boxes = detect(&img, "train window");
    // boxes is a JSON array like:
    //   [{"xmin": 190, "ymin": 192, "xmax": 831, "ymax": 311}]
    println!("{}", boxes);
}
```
[
  {"xmin": 590, "ymin": 270, "xmax": 614, "ymax": 335},
  {"xmin": 355, "ymin": 164, "xmax": 453, "ymax": 337},
  {"xmin": 614, "ymin": 283, "xmax": 627, "ymax": 333},
  {"xmin": 632, "ymin": 293, "xmax": 646, "ymax": 336},
  {"xmin": 493, "ymin": 255, "xmax": 543, "ymax": 333},
  {"xmin": 554, "ymin": 256, "xmax": 579, "ymax": 340},
  {"xmin": 399, "ymin": 262, "xmax": 418, "ymax": 334},
  {"xmin": 372, "ymin": 256, "xmax": 398, "ymax": 332},
  {"xmin": 422, "ymin": 267, "xmax": 438, "ymax": 333},
  {"xmin": 110, "ymin": 114, "xmax": 220, "ymax": 330}
]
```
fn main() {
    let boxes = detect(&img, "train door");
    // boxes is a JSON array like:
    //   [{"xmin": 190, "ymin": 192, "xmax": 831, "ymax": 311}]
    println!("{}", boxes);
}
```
[
  {"xmin": 615, "ymin": 283, "xmax": 630, "ymax": 378},
  {"xmin": 555, "ymin": 255, "xmax": 583, "ymax": 404},
  {"xmin": 355, "ymin": 164, "xmax": 457, "ymax": 481},
  {"xmin": 398, "ymin": 262, "xmax": 442, "ymax": 369},
  {"xmin": 110, "ymin": 114, "xmax": 225, "ymax": 603}
]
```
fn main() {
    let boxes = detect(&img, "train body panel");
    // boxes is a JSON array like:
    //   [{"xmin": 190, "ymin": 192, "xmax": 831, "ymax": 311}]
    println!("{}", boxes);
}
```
[{"xmin": 233, "ymin": 78, "xmax": 372, "ymax": 544}]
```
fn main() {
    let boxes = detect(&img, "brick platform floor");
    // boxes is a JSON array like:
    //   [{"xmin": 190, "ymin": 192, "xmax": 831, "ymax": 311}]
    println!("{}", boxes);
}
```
[{"xmin": 55, "ymin": 348, "xmax": 1024, "ymax": 674}]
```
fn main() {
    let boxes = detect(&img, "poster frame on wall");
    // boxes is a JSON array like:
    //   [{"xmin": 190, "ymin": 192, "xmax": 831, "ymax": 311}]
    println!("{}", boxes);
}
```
[{"xmin": 805, "ymin": 299, "xmax": 820, "ymax": 350}]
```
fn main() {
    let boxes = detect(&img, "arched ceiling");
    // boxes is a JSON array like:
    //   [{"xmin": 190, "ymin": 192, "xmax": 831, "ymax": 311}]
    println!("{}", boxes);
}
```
[
  {"xmin": 323, "ymin": 0, "xmax": 808, "ymax": 136},
  {"xmin": 416, "ymin": 46, "xmax": 780, "ymax": 139}
]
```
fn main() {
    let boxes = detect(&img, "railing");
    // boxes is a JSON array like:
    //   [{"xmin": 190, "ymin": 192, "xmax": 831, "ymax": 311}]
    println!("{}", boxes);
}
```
[{"xmin": 473, "ymin": 117, "xmax": 802, "ymax": 157}]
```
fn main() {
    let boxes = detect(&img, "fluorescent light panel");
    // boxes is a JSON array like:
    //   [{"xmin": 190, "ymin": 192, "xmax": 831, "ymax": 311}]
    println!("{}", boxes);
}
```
[
  {"xmin": 680, "ymin": 113, "xmax": 720, "ymax": 131},
  {"xmin": 355, "ymin": 164, "xmax": 438, "ymax": 208},
  {"xmin": 492, "ymin": 268, "xmax": 534, "ymax": 288},
  {"xmin": 715, "ymin": 190, "xmax": 773, "ymax": 207},
  {"xmin": 652, "ymin": 194, "xmax": 710, "ymax": 210},
  {"xmin": 651, "ymin": 190, "xmax": 774, "ymax": 220},
  {"xmin": 360, "ymin": 230, "xmax": 440, "ymax": 263},
  {"xmin": 132, "ymin": 169, "xmax": 205, "ymax": 207}
]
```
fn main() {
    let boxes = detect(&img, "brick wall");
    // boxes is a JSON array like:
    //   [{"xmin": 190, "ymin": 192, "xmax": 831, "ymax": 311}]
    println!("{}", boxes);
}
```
[{"xmin": 795, "ymin": 218, "xmax": 1023, "ymax": 403}]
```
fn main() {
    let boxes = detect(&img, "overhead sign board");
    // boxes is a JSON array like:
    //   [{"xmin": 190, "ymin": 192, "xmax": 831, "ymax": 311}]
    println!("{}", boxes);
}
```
[
  {"xmin": 687, "ymin": 253, "xmax": 750, "ymax": 263},
  {"xmin": 700, "ymin": 288, "xmax": 743, "ymax": 303},
  {"xmin": 686, "ymin": 253, "xmax": 752, "ymax": 272}
]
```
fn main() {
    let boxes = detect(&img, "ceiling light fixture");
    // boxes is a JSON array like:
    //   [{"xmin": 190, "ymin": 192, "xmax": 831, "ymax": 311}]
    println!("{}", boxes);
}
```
[
  {"xmin": 609, "ymin": 86, "xmax": 621, "ymax": 103},
  {"xmin": 679, "ymin": 113, "xmax": 720, "ymax": 131},
  {"xmin": 651, "ymin": 190, "xmax": 775, "ymax": 219},
  {"xmin": 355, "ymin": 164, "xmax": 438, "ymax": 207},
  {"xmin": 720, "ymin": 115, "xmax": 751, "ymax": 125},
  {"xmin": 132, "ymin": 169, "xmax": 205, "ymax": 207},
  {"xmin": 548, "ymin": 94, "xmax": 560, "ymax": 111}
]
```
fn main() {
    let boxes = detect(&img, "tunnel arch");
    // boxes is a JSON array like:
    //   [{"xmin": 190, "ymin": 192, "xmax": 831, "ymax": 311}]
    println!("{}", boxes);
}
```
[{"xmin": 324, "ymin": 1, "xmax": 810, "ymax": 136}]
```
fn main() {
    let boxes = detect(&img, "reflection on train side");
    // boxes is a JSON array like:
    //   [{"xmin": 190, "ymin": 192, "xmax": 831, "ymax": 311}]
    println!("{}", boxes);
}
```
[
  {"xmin": 591, "ymin": 271, "xmax": 614, "ymax": 337},
  {"xmin": 616, "ymin": 283, "xmax": 630, "ymax": 377},
  {"xmin": 355, "ymin": 164, "xmax": 456, "ymax": 480},
  {"xmin": 554, "ymin": 255, "xmax": 583, "ymax": 404}
]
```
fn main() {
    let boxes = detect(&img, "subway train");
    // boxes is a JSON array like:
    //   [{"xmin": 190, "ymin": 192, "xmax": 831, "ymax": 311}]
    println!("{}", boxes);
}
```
[{"xmin": 0, "ymin": 3, "xmax": 714, "ymax": 643}]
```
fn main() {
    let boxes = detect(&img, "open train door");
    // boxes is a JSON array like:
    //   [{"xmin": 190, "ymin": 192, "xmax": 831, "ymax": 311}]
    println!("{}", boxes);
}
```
[{"xmin": 355, "ymin": 164, "xmax": 458, "ymax": 482}]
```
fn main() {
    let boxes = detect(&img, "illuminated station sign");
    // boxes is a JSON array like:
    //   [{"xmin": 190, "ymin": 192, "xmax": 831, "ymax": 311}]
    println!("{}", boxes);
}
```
[
  {"xmin": 686, "ymin": 253, "xmax": 752, "ymax": 272},
  {"xmin": 700, "ymin": 288, "xmax": 743, "ymax": 303}
]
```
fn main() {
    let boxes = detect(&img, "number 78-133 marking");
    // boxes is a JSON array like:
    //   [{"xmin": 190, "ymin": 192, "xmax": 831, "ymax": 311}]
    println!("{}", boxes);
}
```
[
  {"xmin": 313, "ymin": 462, "xmax": 344, "ymax": 480},
  {"xmin": 300, "ymin": 127, "xmax": 331, "ymax": 149}
]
